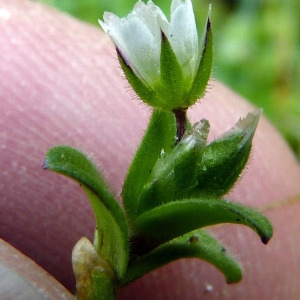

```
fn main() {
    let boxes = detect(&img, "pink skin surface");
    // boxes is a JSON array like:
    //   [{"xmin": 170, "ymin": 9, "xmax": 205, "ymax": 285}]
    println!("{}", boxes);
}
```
[
  {"xmin": 0, "ymin": 239, "xmax": 74, "ymax": 299},
  {"xmin": 1, "ymin": 0, "xmax": 300, "ymax": 298}
]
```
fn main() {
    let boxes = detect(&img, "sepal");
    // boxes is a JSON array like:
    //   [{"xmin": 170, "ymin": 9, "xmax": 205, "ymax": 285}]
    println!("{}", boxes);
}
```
[
  {"xmin": 117, "ymin": 48, "xmax": 158, "ymax": 107},
  {"xmin": 187, "ymin": 9, "xmax": 213, "ymax": 104},
  {"xmin": 157, "ymin": 31, "xmax": 186, "ymax": 110}
]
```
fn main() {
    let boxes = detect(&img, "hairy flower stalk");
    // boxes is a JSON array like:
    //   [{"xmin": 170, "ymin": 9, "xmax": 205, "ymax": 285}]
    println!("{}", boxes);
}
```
[{"xmin": 99, "ymin": 0, "xmax": 213, "ymax": 117}]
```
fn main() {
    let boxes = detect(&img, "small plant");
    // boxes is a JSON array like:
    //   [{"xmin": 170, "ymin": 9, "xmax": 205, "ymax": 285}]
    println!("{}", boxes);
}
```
[{"xmin": 43, "ymin": 1, "xmax": 272, "ymax": 299}]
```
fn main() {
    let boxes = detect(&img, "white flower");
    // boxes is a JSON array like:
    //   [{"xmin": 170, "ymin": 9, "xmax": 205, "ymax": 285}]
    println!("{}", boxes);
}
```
[
  {"xmin": 100, "ymin": 1, "xmax": 164, "ymax": 89},
  {"xmin": 99, "ymin": 0, "xmax": 212, "ymax": 111}
]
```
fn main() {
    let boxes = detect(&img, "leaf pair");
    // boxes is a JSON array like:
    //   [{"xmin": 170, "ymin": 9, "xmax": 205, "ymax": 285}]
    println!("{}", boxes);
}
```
[
  {"xmin": 122, "ymin": 109, "xmax": 272, "ymax": 283},
  {"xmin": 123, "ymin": 109, "xmax": 262, "ymax": 218}
]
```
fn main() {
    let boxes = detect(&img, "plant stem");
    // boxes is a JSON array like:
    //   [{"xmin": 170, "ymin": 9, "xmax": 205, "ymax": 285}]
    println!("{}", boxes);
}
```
[{"xmin": 173, "ymin": 108, "xmax": 187, "ymax": 143}]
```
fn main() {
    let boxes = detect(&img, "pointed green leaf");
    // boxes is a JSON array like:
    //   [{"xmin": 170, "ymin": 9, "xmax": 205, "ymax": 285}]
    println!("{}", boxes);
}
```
[
  {"xmin": 82, "ymin": 186, "xmax": 128, "ymax": 279},
  {"xmin": 191, "ymin": 110, "xmax": 261, "ymax": 198},
  {"xmin": 44, "ymin": 146, "xmax": 127, "ymax": 232},
  {"xmin": 44, "ymin": 146, "xmax": 128, "ymax": 278},
  {"xmin": 134, "ymin": 198, "xmax": 273, "ymax": 250},
  {"xmin": 122, "ymin": 109, "xmax": 176, "ymax": 221},
  {"xmin": 187, "ymin": 16, "xmax": 213, "ymax": 103},
  {"xmin": 138, "ymin": 119, "xmax": 209, "ymax": 213},
  {"xmin": 121, "ymin": 229, "xmax": 242, "ymax": 286}
]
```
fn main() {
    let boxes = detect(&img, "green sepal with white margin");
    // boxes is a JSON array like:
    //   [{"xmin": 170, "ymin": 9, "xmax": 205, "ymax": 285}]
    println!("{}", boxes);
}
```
[
  {"xmin": 133, "ymin": 198, "xmax": 273, "ymax": 251},
  {"xmin": 155, "ymin": 31, "xmax": 186, "ymax": 110},
  {"xmin": 190, "ymin": 110, "xmax": 261, "ymax": 198},
  {"xmin": 121, "ymin": 229, "xmax": 242, "ymax": 286},
  {"xmin": 122, "ymin": 109, "xmax": 177, "ymax": 222},
  {"xmin": 187, "ymin": 10, "xmax": 213, "ymax": 105},
  {"xmin": 117, "ymin": 48, "xmax": 157, "ymax": 109},
  {"xmin": 138, "ymin": 119, "xmax": 210, "ymax": 213},
  {"xmin": 43, "ymin": 146, "xmax": 129, "ymax": 280}
]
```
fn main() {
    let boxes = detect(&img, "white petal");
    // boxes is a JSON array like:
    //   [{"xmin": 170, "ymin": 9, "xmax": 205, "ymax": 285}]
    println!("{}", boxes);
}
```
[
  {"xmin": 99, "ymin": 1, "xmax": 166, "ymax": 88},
  {"xmin": 168, "ymin": 0, "xmax": 199, "ymax": 83},
  {"xmin": 133, "ymin": 1, "xmax": 168, "ymax": 30}
]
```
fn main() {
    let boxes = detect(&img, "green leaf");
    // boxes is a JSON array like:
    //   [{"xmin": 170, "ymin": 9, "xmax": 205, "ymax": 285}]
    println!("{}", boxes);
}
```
[
  {"xmin": 122, "ymin": 109, "xmax": 177, "ymax": 222},
  {"xmin": 134, "ymin": 198, "xmax": 273, "ymax": 250},
  {"xmin": 121, "ymin": 229, "xmax": 242, "ymax": 286},
  {"xmin": 43, "ymin": 146, "xmax": 128, "ymax": 279},
  {"xmin": 187, "ymin": 15, "xmax": 213, "ymax": 103},
  {"xmin": 191, "ymin": 110, "xmax": 261, "ymax": 198},
  {"xmin": 82, "ymin": 186, "xmax": 128, "ymax": 279},
  {"xmin": 138, "ymin": 119, "xmax": 209, "ymax": 213}
]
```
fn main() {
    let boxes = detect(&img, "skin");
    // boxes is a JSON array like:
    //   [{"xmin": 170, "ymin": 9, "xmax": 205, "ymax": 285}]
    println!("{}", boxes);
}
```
[
  {"xmin": 0, "ymin": 239, "xmax": 74, "ymax": 299},
  {"xmin": 1, "ymin": 0, "xmax": 300, "ymax": 298}
]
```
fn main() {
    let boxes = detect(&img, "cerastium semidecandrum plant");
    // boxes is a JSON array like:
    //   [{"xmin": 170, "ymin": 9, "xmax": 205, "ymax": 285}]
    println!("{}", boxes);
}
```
[{"xmin": 43, "ymin": 1, "xmax": 273, "ymax": 299}]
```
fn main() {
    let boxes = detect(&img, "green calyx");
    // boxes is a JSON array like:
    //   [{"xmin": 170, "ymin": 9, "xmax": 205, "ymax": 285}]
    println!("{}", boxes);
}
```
[{"xmin": 117, "ymin": 16, "xmax": 213, "ymax": 111}]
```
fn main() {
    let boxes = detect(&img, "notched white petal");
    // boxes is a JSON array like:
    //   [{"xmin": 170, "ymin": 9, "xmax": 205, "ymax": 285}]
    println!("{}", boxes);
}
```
[
  {"xmin": 168, "ymin": 0, "xmax": 199, "ymax": 84},
  {"xmin": 98, "ymin": 12, "xmax": 120, "ymax": 33}
]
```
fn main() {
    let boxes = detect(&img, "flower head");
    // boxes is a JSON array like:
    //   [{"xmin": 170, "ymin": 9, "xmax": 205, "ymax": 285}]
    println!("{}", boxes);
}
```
[{"xmin": 99, "ymin": 0, "xmax": 212, "ymax": 111}]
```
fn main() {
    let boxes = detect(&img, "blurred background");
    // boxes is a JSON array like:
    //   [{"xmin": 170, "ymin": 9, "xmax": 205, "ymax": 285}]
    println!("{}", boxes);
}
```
[{"xmin": 36, "ymin": 0, "xmax": 300, "ymax": 158}]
